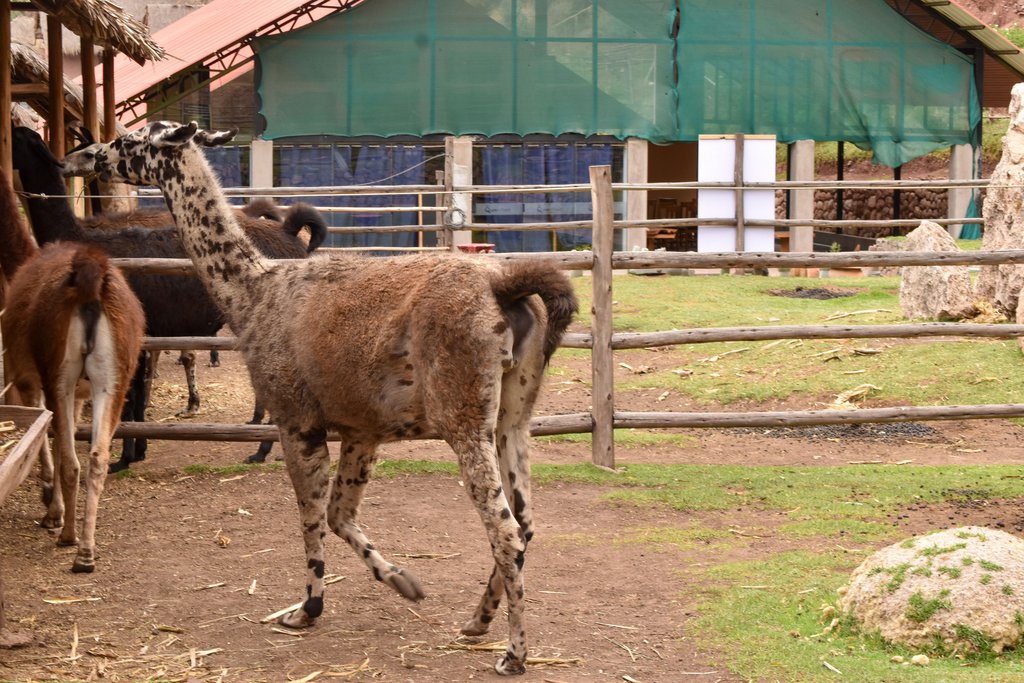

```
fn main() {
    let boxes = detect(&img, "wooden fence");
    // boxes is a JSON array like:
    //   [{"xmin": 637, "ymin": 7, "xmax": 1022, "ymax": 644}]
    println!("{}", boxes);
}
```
[{"xmin": 63, "ymin": 167, "xmax": 1024, "ymax": 469}]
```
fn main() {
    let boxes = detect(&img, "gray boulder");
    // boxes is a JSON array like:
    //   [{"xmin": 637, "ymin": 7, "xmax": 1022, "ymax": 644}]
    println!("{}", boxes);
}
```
[
  {"xmin": 899, "ymin": 221, "xmax": 975, "ymax": 320},
  {"xmin": 840, "ymin": 527, "xmax": 1024, "ymax": 653}
]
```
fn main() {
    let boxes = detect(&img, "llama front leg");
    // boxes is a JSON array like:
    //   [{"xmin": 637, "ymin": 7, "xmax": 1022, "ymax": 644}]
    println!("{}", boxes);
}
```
[
  {"xmin": 277, "ymin": 424, "xmax": 332, "ymax": 628},
  {"xmin": 452, "ymin": 433, "xmax": 529, "ymax": 676},
  {"xmin": 327, "ymin": 438, "xmax": 424, "ymax": 601}
]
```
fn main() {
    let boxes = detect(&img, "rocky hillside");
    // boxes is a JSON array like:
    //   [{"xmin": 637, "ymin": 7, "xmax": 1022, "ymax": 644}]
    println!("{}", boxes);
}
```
[{"xmin": 955, "ymin": 0, "xmax": 1024, "ymax": 27}]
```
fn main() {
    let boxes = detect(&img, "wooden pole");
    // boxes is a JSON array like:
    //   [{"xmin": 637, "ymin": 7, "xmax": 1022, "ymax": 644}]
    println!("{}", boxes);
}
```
[
  {"xmin": 79, "ymin": 35, "xmax": 97, "ymax": 216},
  {"xmin": 102, "ymin": 48, "xmax": 116, "ymax": 141},
  {"xmin": 589, "ymin": 165, "xmax": 614, "ymax": 469},
  {"xmin": 0, "ymin": 0, "xmax": 12, "ymax": 180},
  {"xmin": 80, "ymin": 37, "xmax": 98, "ymax": 139},
  {"xmin": 733, "ymin": 133, "xmax": 745, "ymax": 252},
  {"xmin": 66, "ymin": 402, "xmax": 1024, "ymax": 442},
  {"xmin": 46, "ymin": 16, "xmax": 64, "ymax": 157}
]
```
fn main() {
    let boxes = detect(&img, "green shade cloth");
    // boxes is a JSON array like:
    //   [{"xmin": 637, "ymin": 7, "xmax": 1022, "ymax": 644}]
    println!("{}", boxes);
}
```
[{"xmin": 255, "ymin": 0, "xmax": 980, "ymax": 166}]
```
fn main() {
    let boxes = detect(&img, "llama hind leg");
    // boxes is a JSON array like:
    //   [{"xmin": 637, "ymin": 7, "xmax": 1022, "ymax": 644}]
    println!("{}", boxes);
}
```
[
  {"xmin": 463, "ymin": 358, "xmax": 543, "ymax": 641},
  {"xmin": 19, "ymin": 384, "xmax": 58, "ymax": 521},
  {"xmin": 327, "ymin": 438, "xmax": 424, "ymax": 602},
  {"xmin": 277, "ymin": 424, "xmax": 332, "ymax": 629},
  {"xmin": 451, "ymin": 432, "xmax": 530, "ymax": 675},
  {"xmin": 461, "ymin": 422, "xmax": 535, "ymax": 639},
  {"xmin": 74, "ymin": 349, "xmax": 122, "ymax": 572},
  {"xmin": 177, "ymin": 350, "xmax": 200, "ymax": 417},
  {"xmin": 49, "ymin": 394, "xmax": 81, "ymax": 548}
]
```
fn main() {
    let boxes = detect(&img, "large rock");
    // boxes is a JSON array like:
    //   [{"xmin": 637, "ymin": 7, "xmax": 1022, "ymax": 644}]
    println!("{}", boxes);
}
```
[
  {"xmin": 899, "ymin": 221, "xmax": 975, "ymax": 320},
  {"xmin": 975, "ymin": 82, "xmax": 1024, "ymax": 317},
  {"xmin": 839, "ymin": 527, "xmax": 1024, "ymax": 653}
]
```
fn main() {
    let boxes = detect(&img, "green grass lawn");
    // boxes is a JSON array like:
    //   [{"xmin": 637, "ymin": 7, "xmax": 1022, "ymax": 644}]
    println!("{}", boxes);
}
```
[{"xmin": 559, "ymin": 272, "xmax": 1024, "ymax": 408}]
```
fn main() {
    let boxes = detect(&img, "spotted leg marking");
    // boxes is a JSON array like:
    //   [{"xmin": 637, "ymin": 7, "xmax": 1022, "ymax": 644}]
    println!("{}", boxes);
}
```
[
  {"xmin": 451, "ymin": 431, "xmax": 529, "ymax": 676},
  {"xmin": 277, "ymin": 423, "xmax": 332, "ymax": 629},
  {"xmin": 327, "ymin": 437, "xmax": 425, "ymax": 601}
]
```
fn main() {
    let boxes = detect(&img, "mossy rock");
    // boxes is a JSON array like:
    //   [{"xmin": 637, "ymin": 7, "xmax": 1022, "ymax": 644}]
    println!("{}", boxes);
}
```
[{"xmin": 839, "ymin": 527, "xmax": 1024, "ymax": 654}]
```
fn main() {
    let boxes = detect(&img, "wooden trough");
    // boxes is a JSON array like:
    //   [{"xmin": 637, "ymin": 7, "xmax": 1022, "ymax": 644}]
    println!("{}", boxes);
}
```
[{"xmin": 0, "ymin": 405, "xmax": 53, "ymax": 648}]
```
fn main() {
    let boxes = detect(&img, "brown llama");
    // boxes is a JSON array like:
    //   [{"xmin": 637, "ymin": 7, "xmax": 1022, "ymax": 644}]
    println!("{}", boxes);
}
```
[
  {"xmin": 0, "ymin": 166, "xmax": 144, "ymax": 573},
  {"xmin": 63, "ymin": 121, "xmax": 578, "ymax": 675}
]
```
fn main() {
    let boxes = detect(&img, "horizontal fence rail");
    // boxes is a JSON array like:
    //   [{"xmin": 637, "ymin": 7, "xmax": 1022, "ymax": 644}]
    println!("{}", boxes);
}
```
[{"xmin": 47, "ymin": 169, "xmax": 1024, "ymax": 469}]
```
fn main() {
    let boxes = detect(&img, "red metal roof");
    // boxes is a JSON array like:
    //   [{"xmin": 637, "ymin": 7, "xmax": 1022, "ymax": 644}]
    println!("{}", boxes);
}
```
[{"xmin": 98, "ymin": 0, "xmax": 347, "ymax": 125}]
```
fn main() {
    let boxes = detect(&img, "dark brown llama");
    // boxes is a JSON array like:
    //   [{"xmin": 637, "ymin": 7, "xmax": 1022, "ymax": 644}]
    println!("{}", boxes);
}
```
[
  {"xmin": 63, "ymin": 121, "xmax": 577, "ymax": 675},
  {"xmin": 0, "ymin": 166, "xmax": 144, "ymax": 573},
  {"xmin": 13, "ymin": 125, "xmax": 326, "ymax": 468}
]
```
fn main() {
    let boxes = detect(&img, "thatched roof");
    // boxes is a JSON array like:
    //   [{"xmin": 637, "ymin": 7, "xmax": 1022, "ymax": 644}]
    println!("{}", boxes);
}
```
[
  {"xmin": 10, "ymin": 41, "xmax": 124, "ymax": 134},
  {"xmin": 28, "ymin": 0, "xmax": 165, "ymax": 65},
  {"xmin": 10, "ymin": 103, "xmax": 42, "ymax": 129}
]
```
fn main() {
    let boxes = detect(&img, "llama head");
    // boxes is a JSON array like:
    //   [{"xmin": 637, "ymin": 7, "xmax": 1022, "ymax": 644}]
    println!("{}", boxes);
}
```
[
  {"xmin": 12, "ymin": 126, "xmax": 64, "ymax": 188},
  {"xmin": 62, "ymin": 121, "xmax": 237, "ymax": 186}
]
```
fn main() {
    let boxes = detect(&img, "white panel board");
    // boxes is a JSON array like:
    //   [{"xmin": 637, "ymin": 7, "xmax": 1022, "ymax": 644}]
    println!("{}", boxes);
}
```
[{"xmin": 697, "ymin": 135, "xmax": 776, "ymax": 253}]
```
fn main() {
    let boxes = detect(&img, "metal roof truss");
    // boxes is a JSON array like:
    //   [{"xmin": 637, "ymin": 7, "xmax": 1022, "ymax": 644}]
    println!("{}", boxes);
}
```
[{"xmin": 117, "ymin": 0, "xmax": 362, "ymax": 124}]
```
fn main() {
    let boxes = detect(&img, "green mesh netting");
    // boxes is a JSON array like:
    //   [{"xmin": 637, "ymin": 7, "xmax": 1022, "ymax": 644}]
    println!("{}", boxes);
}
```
[{"xmin": 255, "ymin": 0, "xmax": 980, "ymax": 166}]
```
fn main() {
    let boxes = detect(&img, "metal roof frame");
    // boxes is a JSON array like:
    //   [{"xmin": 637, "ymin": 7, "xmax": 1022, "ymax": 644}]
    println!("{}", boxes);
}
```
[{"xmin": 116, "ymin": 0, "xmax": 364, "ymax": 125}]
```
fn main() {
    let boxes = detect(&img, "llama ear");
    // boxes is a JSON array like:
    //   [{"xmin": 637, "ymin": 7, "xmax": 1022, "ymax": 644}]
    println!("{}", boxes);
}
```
[
  {"xmin": 151, "ymin": 121, "xmax": 199, "ymax": 147},
  {"xmin": 195, "ymin": 128, "xmax": 238, "ymax": 147}
]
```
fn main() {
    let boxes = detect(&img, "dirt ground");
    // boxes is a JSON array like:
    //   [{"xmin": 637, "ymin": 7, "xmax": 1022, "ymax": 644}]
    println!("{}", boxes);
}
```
[{"xmin": 3, "ymin": 340, "xmax": 1024, "ymax": 683}]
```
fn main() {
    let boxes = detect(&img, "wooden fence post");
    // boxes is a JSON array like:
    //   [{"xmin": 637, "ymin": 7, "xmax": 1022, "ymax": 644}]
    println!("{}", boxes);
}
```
[{"xmin": 589, "ymin": 165, "xmax": 615, "ymax": 469}]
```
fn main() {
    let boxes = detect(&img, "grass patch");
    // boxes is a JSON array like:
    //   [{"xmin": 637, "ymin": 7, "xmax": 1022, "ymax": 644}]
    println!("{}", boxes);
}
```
[
  {"xmin": 376, "ymin": 460, "xmax": 459, "ymax": 477},
  {"xmin": 181, "ymin": 462, "xmax": 280, "ymax": 476},
  {"xmin": 905, "ymin": 589, "xmax": 952, "ymax": 623},
  {"xmin": 778, "ymin": 517, "xmax": 894, "ymax": 541},
  {"xmin": 694, "ymin": 551, "xmax": 1024, "ymax": 682},
  {"xmin": 536, "ymin": 430, "xmax": 697, "ymax": 448},
  {"xmin": 615, "ymin": 525, "xmax": 734, "ymax": 551}
]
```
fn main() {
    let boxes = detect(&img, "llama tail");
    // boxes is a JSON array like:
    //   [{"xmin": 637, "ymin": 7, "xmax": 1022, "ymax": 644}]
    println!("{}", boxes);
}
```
[
  {"xmin": 491, "ymin": 261, "xmax": 578, "ymax": 365},
  {"xmin": 282, "ymin": 203, "xmax": 328, "ymax": 253},
  {"xmin": 242, "ymin": 197, "xmax": 284, "ymax": 222},
  {"xmin": 67, "ymin": 246, "xmax": 110, "ymax": 355}
]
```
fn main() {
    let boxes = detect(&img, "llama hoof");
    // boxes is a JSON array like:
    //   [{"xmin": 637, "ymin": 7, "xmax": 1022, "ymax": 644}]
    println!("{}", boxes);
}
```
[
  {"xmin": 176, "ymin": 407, "xmax": 199, "ymax": 418},
  {"xmin": 460, "ymin": 618, "xmax": 491, "ymax": 637},
  {"xmin": 39, "ymin": 515, "xmax": 62, "ymax": 530},
  {"xmin": 494, "ymin": 652, "xmax": 526, "ymax": 676},
  {"xmin": 56, "ymin": 535, "xmax": 78, "ymax": 548},
  {"xmin": 244, "ymin": 452, "xmax": 267, "ymax": 464},
  {"xmin": 278, "ymin": 608, "xmax": 316, "ymax": 629},
  {"xmin": 384, "ymin": 568, "xmax": 425, "ymax": 602},
  {"xmin": 107, "ymin": 459, "xmax": 132, "ymax": 474},
  {"xmin": 71, "ymin": 557, "xmax": 95, "ymax": 573}
]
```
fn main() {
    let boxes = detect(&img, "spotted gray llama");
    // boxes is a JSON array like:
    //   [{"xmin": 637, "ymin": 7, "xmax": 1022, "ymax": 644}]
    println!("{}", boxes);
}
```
[{"xmin": 63, "ymin": 121, "xmax": 578, "ymax": 675}]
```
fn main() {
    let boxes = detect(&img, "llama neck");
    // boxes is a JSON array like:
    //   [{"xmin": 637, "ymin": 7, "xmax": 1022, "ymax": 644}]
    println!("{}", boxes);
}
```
[
  {"xmin": 0, "ymin": 168, "xmax": 39, "ymax": 279},
  {"xmin": 158, "ymin": 146, "xmax": 271, "ymax": 321},
  {"xmin": 15, "ymin": 161, "xmax": 83, "ymax": 245}
]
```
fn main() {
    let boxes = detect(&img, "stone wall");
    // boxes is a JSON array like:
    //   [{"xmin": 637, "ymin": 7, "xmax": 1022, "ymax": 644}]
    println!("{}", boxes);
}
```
[{"xmin": 775, "ymin": 188, "xmax": 949, "ymax": 238}]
